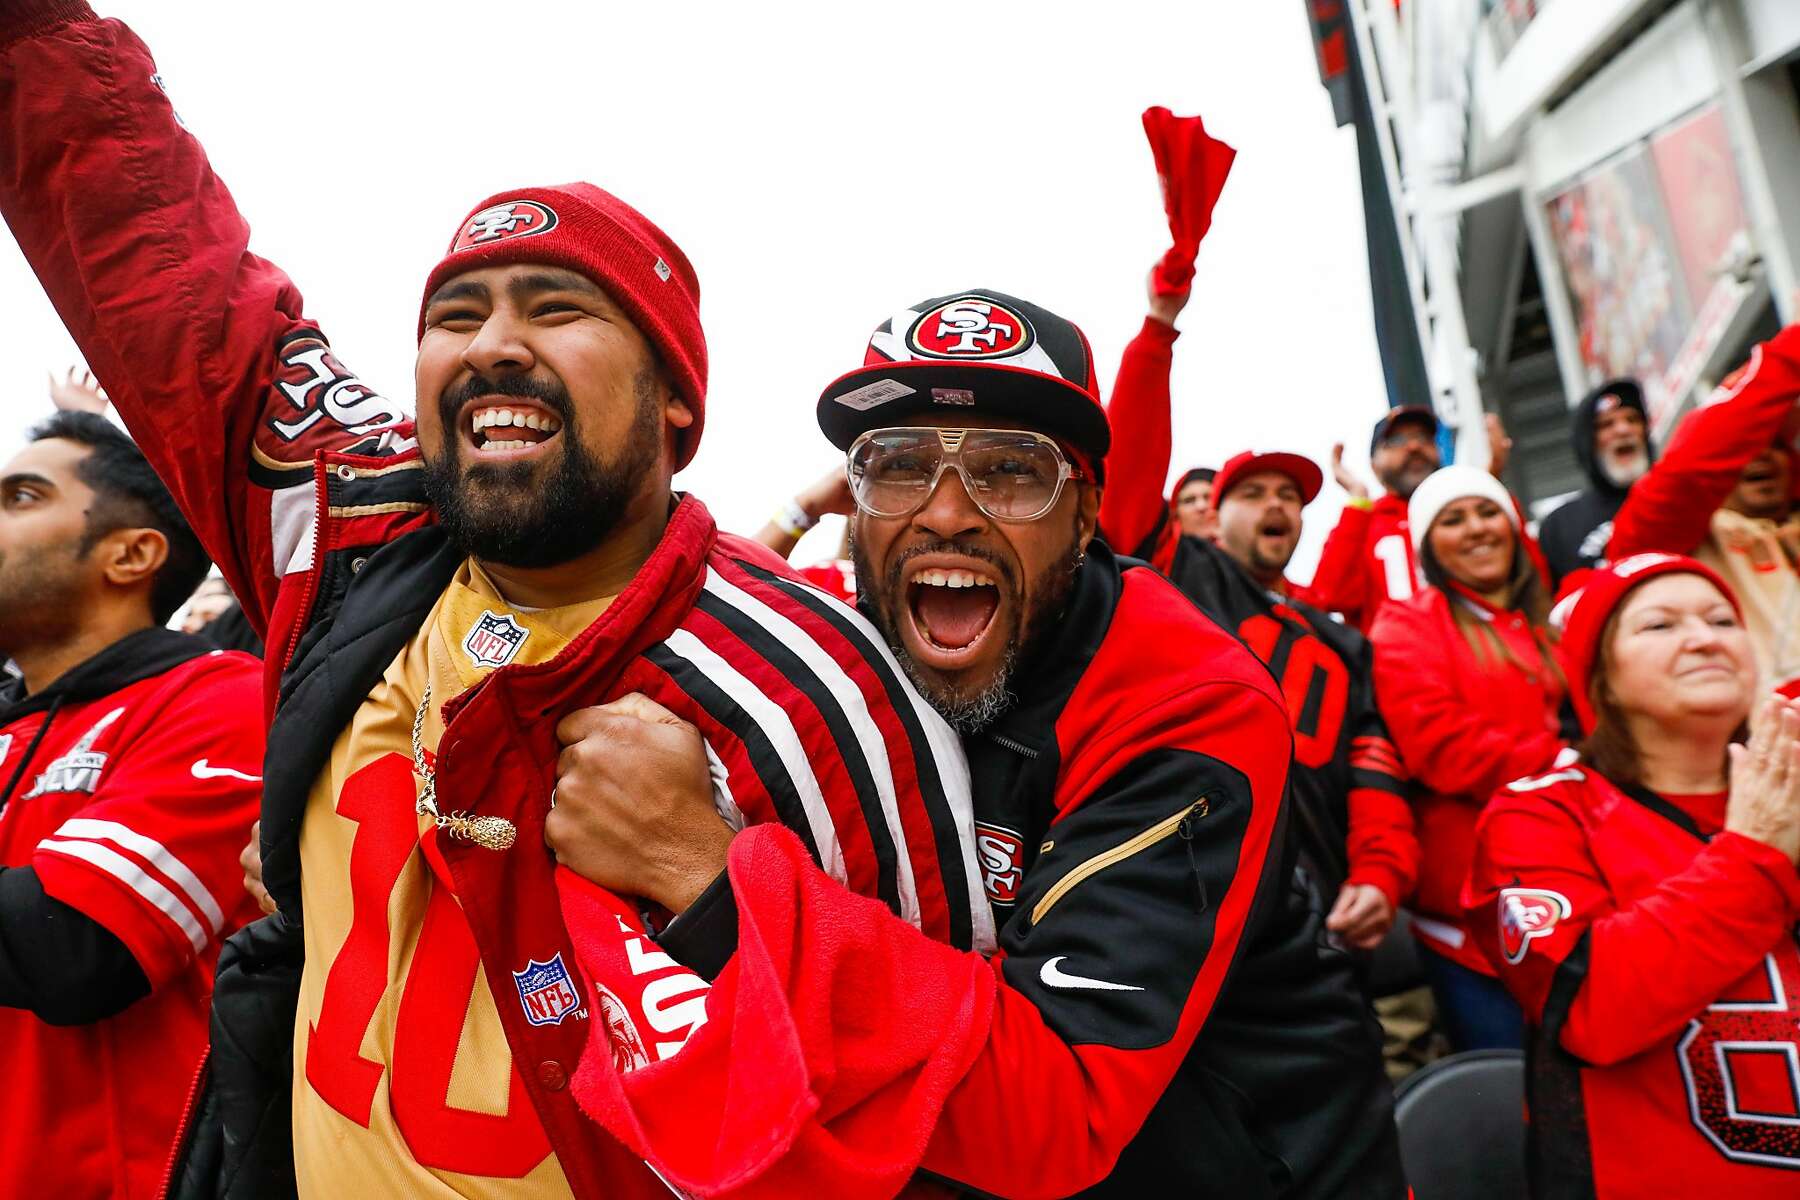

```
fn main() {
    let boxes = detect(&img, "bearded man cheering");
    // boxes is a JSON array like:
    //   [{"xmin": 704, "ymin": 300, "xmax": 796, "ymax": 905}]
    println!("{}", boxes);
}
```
[
  {"xmin": 544, "ymin": 291, "xmax": 1406, "ymax": 1199},
  {"xmin": 0, "ymin": 7, "xmax": 991, "ymax": 1197}
]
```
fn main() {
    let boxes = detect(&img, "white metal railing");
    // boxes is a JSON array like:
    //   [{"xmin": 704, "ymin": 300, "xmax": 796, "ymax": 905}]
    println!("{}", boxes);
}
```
[{"xmin": 1347, "ymin": 0, "xmax": 1493, "ymax": 467}]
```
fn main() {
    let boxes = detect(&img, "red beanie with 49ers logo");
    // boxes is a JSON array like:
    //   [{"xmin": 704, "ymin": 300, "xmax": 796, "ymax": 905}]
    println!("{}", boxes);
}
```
[{"xmin": 418, "ymin": 184, "xmax": 708, "ymax": 468}]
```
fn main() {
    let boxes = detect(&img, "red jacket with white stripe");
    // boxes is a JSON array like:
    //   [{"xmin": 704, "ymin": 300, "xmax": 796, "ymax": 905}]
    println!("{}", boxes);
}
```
[
  {"xmin": 0, "ymin": 8, "xmax": 988, "ymax": 1196},
  {"xmin": 1467, "ymin": 763, "xmax": 1800, "ymax": 1196},
  {"xmin": 1369, "ymin": 585, "xmax": 1567, "ymax": 972},
  {"xmin": 0, "ymin": 631, "xmax": 263, "ymax": 1199}
]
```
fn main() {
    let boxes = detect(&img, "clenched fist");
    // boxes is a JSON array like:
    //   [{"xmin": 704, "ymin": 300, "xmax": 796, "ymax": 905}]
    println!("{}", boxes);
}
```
[{"xmin": 545, "ymin": 692, "xmax": 733, "ymax": 913}]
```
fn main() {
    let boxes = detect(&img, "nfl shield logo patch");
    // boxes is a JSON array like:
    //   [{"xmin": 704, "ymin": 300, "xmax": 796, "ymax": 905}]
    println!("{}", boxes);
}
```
[
  {"xmin": 512, "ymin": 953, "xmax": 583, "ymax": 1027},
  {"xmin": 0, "ymin": 733, "xmax": 10, "ymax": 768},
  {"xmin": 463, "ymin": 609, "xmax": 530, "ymax": 669}
]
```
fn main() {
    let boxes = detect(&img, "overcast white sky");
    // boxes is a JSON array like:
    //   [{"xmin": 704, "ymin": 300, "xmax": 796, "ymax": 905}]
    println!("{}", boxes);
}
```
[{"xmin": 1, "ymin": 0, "xmax": 1389, "ymax": 579}]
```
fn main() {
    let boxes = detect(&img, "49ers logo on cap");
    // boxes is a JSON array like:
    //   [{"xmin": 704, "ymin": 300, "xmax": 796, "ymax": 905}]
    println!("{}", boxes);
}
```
[
  {"xmin": 450, "ymin": 199, "xmax": 559, "ymax": 253},
  {"xmin": 1498, "ymin": 887, "xmax": 1571, "ymax": 964},
  {"xmin": 907, "ymin": 297, "xmax": 1035, "ymax": 361}
]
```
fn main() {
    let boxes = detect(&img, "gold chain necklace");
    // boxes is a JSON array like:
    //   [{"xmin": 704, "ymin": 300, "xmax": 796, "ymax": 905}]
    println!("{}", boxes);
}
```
[{"xmin": 411, "ymin": 682, "xmax": 517, "ymax": 851}]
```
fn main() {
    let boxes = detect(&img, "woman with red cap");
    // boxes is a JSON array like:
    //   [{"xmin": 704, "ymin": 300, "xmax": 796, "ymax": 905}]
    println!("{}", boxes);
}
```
[
  {"xmin": 1466, "ymin": 554, "xmax": 1800, "ymax": 1197},
  {"xmin": 1369, "ymin": 465, "xmax": 1568, "ymax": 1050}
]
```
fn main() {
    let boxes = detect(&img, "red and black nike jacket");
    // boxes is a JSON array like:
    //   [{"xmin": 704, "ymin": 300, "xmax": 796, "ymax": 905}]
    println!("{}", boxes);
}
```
[
  {"xmin": 0, "ymin": 629, "xmax": 263, "ymax": 1199},
  {"xmin": 568, "ymin": 544, "xmax": 1407, "ymax": 1199},
  {"xmin": 1153, "ymin": 535, "xmax": 1418, "ymax": 909},
  {"xmin": 1468, "ymin": 763, "xmax": 1800, "ymax": 1197}
]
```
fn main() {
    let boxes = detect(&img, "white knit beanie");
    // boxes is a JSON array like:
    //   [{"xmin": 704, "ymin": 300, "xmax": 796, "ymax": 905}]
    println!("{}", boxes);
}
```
[{"xmin": 1407, "ymin": 465, "xmax": 1519, "ymax": 553}]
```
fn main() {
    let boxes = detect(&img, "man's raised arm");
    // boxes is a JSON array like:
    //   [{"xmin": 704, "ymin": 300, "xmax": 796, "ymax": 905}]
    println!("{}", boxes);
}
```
[{"xmin": 0, "ymin": 4, "xmax": 405, "ymax": 630}]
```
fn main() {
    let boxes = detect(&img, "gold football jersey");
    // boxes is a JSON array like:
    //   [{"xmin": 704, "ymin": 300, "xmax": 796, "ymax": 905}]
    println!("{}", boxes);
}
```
[{"xmin": 292, "ymin": 560, "xmax": 612, "ymax": 1197}]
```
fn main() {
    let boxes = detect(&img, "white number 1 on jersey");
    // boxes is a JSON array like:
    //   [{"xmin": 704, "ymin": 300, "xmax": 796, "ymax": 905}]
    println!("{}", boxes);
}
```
[{"xmin": 1374, "ymin": 534, "xmax": 1416, "ymax": 601}]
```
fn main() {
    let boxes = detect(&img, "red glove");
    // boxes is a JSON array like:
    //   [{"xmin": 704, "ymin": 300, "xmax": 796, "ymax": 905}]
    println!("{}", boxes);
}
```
[{"xmin": 1141, "ymin": 107, "xmax": 1237, "ymax": 298}]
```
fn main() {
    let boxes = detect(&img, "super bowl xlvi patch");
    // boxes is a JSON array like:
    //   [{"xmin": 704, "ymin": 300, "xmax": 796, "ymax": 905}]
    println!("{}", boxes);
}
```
[
  {"xmin": 512, "ymin": 953, "xmax": 585, "ymax": 1027},
  {"xmin": 23, "ymin": 707, "xmax": 124, "ymax": 799},
  {"xmin": 463, "ymin": 609, "xmax": 530, "ymax": 669}
]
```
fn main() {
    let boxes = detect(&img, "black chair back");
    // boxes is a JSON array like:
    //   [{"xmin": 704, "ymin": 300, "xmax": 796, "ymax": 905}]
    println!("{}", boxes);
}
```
[{"xmin": 1393, "ymin": 1049, "xmax": 1526, "ymax": 1200}]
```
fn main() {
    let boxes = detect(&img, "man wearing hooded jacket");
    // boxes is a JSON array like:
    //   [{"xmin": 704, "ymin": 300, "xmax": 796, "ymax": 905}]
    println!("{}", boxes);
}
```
[
  {"xmin": 0, "ymin": 410, "xmax": 264, "ymax": 1197},
  {"xmin": 0, "ymin": 8, "xmax": 992, "ymax": 1197},
  {"xmin": 1536, "ymin": 378, "xmax": 1653, "ymax": 586}
]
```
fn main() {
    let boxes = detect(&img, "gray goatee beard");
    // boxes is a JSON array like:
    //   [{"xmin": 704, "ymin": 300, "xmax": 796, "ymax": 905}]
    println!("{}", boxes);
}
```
[
  {"xmin": 890, "ymin": 642, "xmax": 1018, "ymax": 735},
  {"xmin": 1600, "ymin": 450, "xmax": 1649, "ymax": 489}
]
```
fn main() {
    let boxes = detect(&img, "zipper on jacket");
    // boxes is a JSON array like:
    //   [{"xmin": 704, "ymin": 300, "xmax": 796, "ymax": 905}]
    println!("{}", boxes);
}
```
[
  {"xmin": 1030, "ymin": 795, "xmax": 1215, "ymax": 927},
  {"xmin": 988, "ymin": 731, "xmax": 1039, "ymax": 759},
  {"xmin": 278, "ymin": 460, "xmax": 336, "ymax": 674},
  {"xmin": 158, "ymin": 1049, "xmax": 210, "ymax": 1199},
  {"xmin": 1177, "ymin": 798, "xmax": 1211, "ymax": 914}
]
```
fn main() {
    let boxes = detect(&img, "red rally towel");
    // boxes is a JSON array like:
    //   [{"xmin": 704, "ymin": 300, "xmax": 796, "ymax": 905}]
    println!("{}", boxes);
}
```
[
  {"xmin": 555, "ymin": 825, "xmax": 995, "ymax": 1198},
  {"xmin": 1141, "ymin": 106, "xmax": 1237, "ymax": 298}
]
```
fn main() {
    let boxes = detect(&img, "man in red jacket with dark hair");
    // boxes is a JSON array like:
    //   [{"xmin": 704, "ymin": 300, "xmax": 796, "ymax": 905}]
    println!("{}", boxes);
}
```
[{"xmin": 0, "ymin": 410, "xmax": 264, "ymax": 1198}]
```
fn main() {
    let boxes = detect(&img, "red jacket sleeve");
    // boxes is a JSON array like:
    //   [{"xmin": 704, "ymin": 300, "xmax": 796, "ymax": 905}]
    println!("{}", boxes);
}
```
[
  {"xmin": 1609, "ymin": 324, "xmax": 1800, "ymax": 560},
  {"xmin": 1467, "ymin": 776, "xmax": 1800, "ymax": 1065},
  {"xmin": 1370, "ymin": 600, "xmax": 1564, "ymax": 802},
  {"xmin": 559, "ymin": 679, "xmax": 1290, "ymax": 1200},
  {"xmin": 1341, "ymin": 697, "xmax": 1418, "ymax": 908},
  {"xmin": 0, "ymin": 6, "xmax": 409, "ymax": 632},
  {"xmin": 31, "ymin": 656, "xmax": 265, "ymax": 988},
  {"xmin": 1299, "ymin": 503, "xmax": 1374, "ymax": 621},
  {"xmin": 1099, "ymin": 317, "xmax": 1180, "ymax": 558}
]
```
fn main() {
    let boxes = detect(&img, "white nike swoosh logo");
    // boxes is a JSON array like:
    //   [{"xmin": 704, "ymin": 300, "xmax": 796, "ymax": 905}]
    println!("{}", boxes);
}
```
[
  {"xmin": 191, "ymin": 759, "xmax": 261, "ymax": 783},
  {"xmin": 1039, "ymin": 955, "xmax": 1144, "ymax": 992}
]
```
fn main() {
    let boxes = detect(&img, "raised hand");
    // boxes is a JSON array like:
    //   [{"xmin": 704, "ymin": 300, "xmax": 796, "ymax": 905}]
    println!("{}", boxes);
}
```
[
  {"xmin": 1330, "ymin": 443, "xmax": 1370, "ymax": 501},
  {"xmin": 48, "ymin": 366, "xmax": 108, "ymax": 414},
  {"xmin": 796, "ymin": 465, "xmax": 855, "ymax": 521},
  {"xmin": 1147, "ymin": 269, "xmax": 1191, "ymax": 329},
  {"xmin": 1485, "ymin": 413, "xmax": 1514, "ymax": 478}
]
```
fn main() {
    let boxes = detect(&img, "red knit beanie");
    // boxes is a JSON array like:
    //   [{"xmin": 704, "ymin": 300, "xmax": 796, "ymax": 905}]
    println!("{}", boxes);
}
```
[
  {"xmin": 418, "ymin": 184, "xmax": 707, "ymax": 468},
  {"xmin": 1553, "ymin": 552, "xmax": 1742, "ymax": 733}
]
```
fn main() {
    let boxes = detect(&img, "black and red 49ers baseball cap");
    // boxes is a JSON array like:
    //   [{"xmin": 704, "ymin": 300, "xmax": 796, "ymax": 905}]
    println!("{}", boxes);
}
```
[{"xmin": 817, "ymin": 289, "xmax": 1110, "ymax": 466}]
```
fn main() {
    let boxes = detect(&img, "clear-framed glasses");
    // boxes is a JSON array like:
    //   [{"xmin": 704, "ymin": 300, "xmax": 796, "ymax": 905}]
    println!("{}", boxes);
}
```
[{"xmin": 845, "ymin": 426, "xmax": 1081, "ymax": 523}]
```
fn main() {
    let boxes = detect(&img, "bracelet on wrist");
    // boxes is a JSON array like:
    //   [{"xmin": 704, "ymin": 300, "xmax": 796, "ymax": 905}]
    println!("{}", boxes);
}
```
[{"xmin": 773, "ymin": 498, "xmax": 817, "ymax": 538}]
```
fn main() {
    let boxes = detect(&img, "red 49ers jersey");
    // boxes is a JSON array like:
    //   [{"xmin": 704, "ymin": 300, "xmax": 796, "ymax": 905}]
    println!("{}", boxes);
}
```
[{"xmin": 1468, "ymin": 764, "xmax": 1800, "ymax": 1196}]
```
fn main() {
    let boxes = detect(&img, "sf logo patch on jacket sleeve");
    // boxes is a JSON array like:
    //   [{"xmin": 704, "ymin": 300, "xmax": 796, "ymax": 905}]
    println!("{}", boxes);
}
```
[{"xmin": 1498, "ymin": 887, "xmax": 1571, "ymax": 964}]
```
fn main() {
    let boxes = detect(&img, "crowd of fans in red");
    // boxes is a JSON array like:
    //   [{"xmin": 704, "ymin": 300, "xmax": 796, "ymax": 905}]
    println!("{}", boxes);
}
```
[{"xmin": 3, "ymin": 4, "xmax": 1800, "ymax": 1198}]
